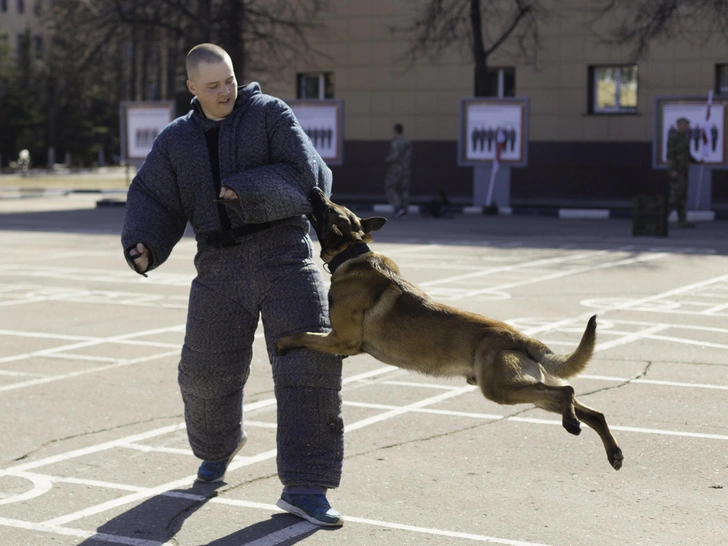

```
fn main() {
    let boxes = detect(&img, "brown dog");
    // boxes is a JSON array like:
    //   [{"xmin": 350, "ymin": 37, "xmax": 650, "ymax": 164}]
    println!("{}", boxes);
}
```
[{"xmin": 276, "ymin": 187, "xmax": 623, "ymax": 470}]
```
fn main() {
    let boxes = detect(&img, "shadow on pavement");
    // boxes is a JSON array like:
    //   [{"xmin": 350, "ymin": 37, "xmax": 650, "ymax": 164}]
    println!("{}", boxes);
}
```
[
  {"xmin": 75, "ymin": 481, "xmax": 325, "ymax": 545},
  {"xmin": 1, "ymin": 197, "xmax": 726, "ymax": 256}
]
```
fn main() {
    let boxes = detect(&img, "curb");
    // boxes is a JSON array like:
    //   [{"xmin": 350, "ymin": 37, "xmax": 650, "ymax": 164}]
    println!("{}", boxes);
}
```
[{"xmin": 368, "ymin": 203, "xmax": 720, "ymax": 222}]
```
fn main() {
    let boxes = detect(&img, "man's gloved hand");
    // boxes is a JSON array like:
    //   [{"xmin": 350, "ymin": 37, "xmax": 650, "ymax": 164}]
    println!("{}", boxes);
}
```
[{"xmin": 128, "ymin": 243, "xmax": 150, "ymax": 274}]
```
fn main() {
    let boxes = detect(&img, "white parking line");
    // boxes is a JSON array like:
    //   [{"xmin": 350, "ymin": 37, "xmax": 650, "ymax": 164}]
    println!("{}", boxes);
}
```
[
  {"xmin": 3, "ymin": 241, "xmax": 727, "ymax": 546},
  {"xmin": 242, "ymin": 522, "xmax": 316, "ymax": 546}
]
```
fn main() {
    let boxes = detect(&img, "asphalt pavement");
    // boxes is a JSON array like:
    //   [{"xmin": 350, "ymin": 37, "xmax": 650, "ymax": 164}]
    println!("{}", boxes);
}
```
[{"xmin": 0, "ymin": 193, "xmax": 727, "ymax": 545}]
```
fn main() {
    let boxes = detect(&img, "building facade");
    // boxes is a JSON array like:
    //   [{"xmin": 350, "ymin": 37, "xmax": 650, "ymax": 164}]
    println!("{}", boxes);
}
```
[
  {"xmin": 261, "ymin": 0, "xmax": 728, "ymax": 210},
  {"xmin": 0, "ymin": 0, "xmax": 43, "ymax": 57}
]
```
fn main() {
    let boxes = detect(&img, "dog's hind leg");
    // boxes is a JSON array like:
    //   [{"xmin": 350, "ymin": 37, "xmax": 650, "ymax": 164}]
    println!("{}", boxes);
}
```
[
  {"xmin": 573, "ymin": 398, "xmax": 623, "ymax": 470},
  {"xmin": 476, "ymin": 350, "xmax": 581, "ymax": 435}
]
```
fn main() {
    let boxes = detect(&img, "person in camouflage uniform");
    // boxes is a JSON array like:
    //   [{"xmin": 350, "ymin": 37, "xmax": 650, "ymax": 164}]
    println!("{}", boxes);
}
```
[
  {"xmin": 384, "ymin": 123, "xmax": 413, "ymax": 218},
  {"xmin": 666, "ymin": 117, "xmax": 699, "ymax": 228}
]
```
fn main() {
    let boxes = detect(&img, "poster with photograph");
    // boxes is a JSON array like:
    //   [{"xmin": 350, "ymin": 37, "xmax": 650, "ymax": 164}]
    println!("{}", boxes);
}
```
[
  {"xmin": 120, "ymin": 101, "xmax": 175, "ymax": 163},
  {"xmin": 458, "ymin": 98, "xmax": 529, "ymax": 166},
  {"xmin": 654, "ymin": 97, "xmax": 727, "ymax": 168},
  {"xmin": 288, "ymin": 100, "xmax": 344, "ymax": 165}
]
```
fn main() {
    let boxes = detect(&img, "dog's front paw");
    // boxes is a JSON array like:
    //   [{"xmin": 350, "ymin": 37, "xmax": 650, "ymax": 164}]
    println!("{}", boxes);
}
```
[
  {"xmin": 276, "ymin": 336, "xmax": 295, "ymax": 356},
  {"xmin": 608, "ymin": 447, "xmax": 624, "ymax": 471}
]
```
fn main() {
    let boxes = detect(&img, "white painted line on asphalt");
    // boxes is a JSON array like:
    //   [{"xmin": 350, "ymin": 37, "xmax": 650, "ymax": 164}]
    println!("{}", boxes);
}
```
[
  {"xmin": 341, "ymin": 515, "xmax": 550, "ymax": 546},
  {"xmin": 418, "ymin": 249, "xmax": 621, "ymax": 288},
  {"xmin": 646, "ymin": 334, "xmax": 728, "ymax": 350},
  {"xmin": 343, "ymin": 365, "xmax": 398, "ymax": 384},
  {"xmin": 0, "ymin": 324, "xmax": 186, "ymax": 364},
  {"xmin": 0, "ymin": 350, "xmax": 180, "ymax": 392},
  {"xmin": 384, "ymin": 380, "xmax": 462, "ymax": 390},
  {"xmin": 44, "ymin": 389, "xmax": 491, "ymax": 527},
  {"xmin": 345, "ymin": 400, "xmax": 505, "ymax": 421},
  {"xmin": 594, "ymin": 324, "xmax": 671, "ymax": 352},
  {"xmin": 48, "ymin": 475, "xmax": 150, "ymax": 493},
  {"xmin": 0, "ymin": 327, "xmax": 173, "ymax": 344},
  {"xmin": 511, "ymin": 417, "xmax": 728, "ymax": 441},
  {"xmin": 627, "ymin": 378, "xmax": 728, "ymax": 390},
  {"xmin": 343, "ymin": 400, "xmax": 728, "ymax": 440},
  {"xmin": 0, "ymin": 473, "xmax": 52, "ymax": 506},
  {"xmin": 527, "ymin": 272, "xmax": 728, "ymax": 337},
  {"xmin": 2, "ymin": 243, "xmax": 727, "ymax": 545},
  {"xmin": 123, "ymin": 444, "xmax": 192, "ymax": 456},
  {"xmin": 244, "ymin": 420, "xmax": 278, "ymax": 429},
  {"xmin": 0, "ymin": 423, "xmax": 187, "ymax": 475},
  {"xmin": 344, "ymin": 384, "xmax": 477, "ymax": 432},
  {"xmin": 0, "ymin": 518, "xmax": 171, "ymax": 545},
  {"xmin": 242, "ymin": 522, "xmax": 317, "ymax": 546},
  {"xmin": 0, "ymin": 369, "xmax": 45, "ymax": 377},
  {"xmin": 461, "ymin": 252, "xmax": 667, "ymax": 299}
]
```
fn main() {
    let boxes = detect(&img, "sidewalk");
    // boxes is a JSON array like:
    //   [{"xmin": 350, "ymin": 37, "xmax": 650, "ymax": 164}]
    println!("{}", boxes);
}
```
[{"xmin": 2, "ymin": 169, "xmax": 727, "ymax": 223}]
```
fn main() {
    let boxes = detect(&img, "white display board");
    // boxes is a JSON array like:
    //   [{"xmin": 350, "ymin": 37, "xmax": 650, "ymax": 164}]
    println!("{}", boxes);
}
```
[
  {"xmin": 120, "ymin": 101, "xmax": 175, "ymax": 165},
  {"xmin": 458, "ymin": 98, "xmax": 529, "ymax": 167},
  {"xmin": 288, "ymin": 99, "xmax": 344, "ymax": 165},
  {"xmin": 654, "ymin": 96, "xmax": 727, "ymax": 168}
]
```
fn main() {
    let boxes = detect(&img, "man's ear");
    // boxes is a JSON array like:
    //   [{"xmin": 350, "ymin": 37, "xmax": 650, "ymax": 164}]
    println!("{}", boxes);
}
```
[
  {"xmin": 186, "ymin": 79, "xmax": 197, "ymax": 96},
  {"xmin": 361, "ymin": 216, "xmax": 387, "ymax": 233}
]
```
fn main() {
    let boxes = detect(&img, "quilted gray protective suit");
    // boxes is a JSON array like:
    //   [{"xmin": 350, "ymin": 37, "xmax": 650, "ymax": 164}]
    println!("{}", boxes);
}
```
[{"xmin": 121, "ymin": 83, "xmax": 344, "ymax": 488}]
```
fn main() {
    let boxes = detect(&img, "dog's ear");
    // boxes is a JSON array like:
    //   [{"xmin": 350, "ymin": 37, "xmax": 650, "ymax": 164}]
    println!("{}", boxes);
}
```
[{"xmin": 361, "ymin": 216, "xmax": 387, "ymax": 233}]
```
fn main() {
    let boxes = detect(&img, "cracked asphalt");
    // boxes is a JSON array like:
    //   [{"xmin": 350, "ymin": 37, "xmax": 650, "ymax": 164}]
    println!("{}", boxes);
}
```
[{"xmin": 0, "ymin": 193, "xmax": 727, "ymax": 545}]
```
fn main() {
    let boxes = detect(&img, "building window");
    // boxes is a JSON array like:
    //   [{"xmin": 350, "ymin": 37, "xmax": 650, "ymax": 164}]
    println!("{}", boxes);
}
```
[
  {"xmin": 589, "ymin": 65, "xmax": 638, "ymax": 114},
  {"xmin": 297, "ymin": 72, "xmax": 334, "ymax": 100},
  {"xmin": 16, "ymin": 0, "xmax": 23, "ymax": 14},
  {"xmin": 33, "ymin": 35, "xmax": 42, "ymax": 58},
  {"xmin": 484, "ymin": 67, "xmax": 516, "ymax": 98},
  {"xmin": 716, "ymin": 64, "xmax": 728, "ymax": 96}
]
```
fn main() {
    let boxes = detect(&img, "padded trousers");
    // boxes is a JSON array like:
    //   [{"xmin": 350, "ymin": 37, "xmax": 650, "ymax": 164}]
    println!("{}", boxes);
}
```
[{"xmin": 178, "ymin": 224, "xmax": 344, "ymax": 488}]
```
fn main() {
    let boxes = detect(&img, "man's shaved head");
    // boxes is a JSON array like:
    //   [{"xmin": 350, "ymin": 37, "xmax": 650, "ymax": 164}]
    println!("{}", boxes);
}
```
[
  {"xmin": 185, "ymin": 43, "xmax": 237, "ymax": 120},
  {"xmin": 186, "ymin": 43, "xmax": 232, "ymax": 81}
]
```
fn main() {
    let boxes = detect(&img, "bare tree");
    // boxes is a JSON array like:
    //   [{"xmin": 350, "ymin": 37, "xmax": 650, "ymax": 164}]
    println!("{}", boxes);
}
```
[
  {"xmin": 593, "ymin": 0, "xmax": 728, "ymax": 60},
  {"xmin": 398, "ymin": 0, "xmax": 549, "ymax": 96},
  {"xmin": 17, "ymin": 0, "xmax": 330, "ymax": 167},
  {"xmin": 112, "ymin": 0, "xmax": 329, "ymax": 84}
]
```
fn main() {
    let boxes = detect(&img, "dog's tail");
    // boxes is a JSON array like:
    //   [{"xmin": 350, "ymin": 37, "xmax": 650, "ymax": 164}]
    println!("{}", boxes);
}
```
[{"xmin": 528, "ymin": 315, "xmax": 597, "ymax": 378}]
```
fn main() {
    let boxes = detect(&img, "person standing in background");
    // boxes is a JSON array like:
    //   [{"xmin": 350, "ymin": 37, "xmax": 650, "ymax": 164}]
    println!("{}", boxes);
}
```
[
  {"xmin": 384, "ymin": 123, "xmax": 413, "ymax": 218},
  {"xmin": 666, "ymin": 117, "xmax": 699, "ymax": 228}
]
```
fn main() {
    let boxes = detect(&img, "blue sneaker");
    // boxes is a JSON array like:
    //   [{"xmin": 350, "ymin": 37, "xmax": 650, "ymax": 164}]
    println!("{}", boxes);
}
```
[
  {"xmin": 276, "ymin": 492, "xmax": 343, "ymax": 527},
  {"xmin": 196, "ymin": 433, "xmax": 247, "ymax": 483}
]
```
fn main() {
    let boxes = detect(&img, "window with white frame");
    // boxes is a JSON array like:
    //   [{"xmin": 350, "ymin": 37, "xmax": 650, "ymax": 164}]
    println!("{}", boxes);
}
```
[
  {"xmin": 589, "ymin": 65, "xmax": 638, "ymax": 114},
  {"xmin": 297, "ymin": 72, "xmax": 334, "ymax": 100},
  {"xmin": 717, "ymin": 64, "xmax": 728, "ymax": 95},
  {"xmin": 485, "ymin": 67, "xmax": 515, "ymax": 98}
]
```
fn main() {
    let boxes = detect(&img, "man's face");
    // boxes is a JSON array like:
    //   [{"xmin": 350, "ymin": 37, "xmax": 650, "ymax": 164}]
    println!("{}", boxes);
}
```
[
  {"xmin": 187, "ymin": 59, "xmax": 237, "ymax": 120},
  {"xmin": 677, "ymin": 121, "xmax": 690, "ymax": 133}
]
